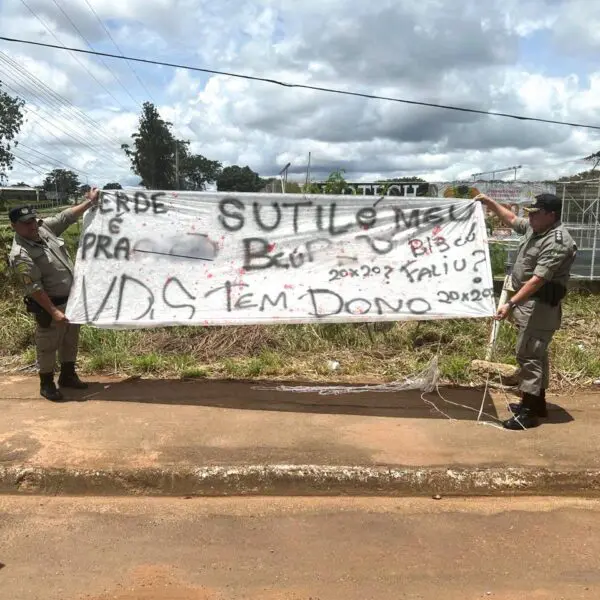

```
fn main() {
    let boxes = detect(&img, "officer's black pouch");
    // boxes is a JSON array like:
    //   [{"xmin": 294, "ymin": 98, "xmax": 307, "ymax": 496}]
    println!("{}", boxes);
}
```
[
  {"xmin": 23, "ymin": 296, "xmax": 52, "ymax": 328},
  {"xmin": 552, "ymin": 283, "xmax": 567, "ymax": 306},
  {"xmin": 532, "ymin": 282, "xmax": 567, "ymax": 307}
]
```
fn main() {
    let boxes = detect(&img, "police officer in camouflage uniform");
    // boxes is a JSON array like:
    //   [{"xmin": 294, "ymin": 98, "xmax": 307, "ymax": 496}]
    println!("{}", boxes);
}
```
[
  {"xmin": 475, "ymin": 192, "xmax": 577, "ymax": 430},
  {"xmin": 8, "ymin": 188, "xmax": 100, "ymax": 401}
]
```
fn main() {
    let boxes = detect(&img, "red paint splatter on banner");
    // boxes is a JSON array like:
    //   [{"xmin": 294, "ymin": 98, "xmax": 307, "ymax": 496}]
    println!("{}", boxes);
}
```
[
  {"xmin": 284, "ymin": 284, "xmax": 294, "ymax": 290},
  {"xmin": 433, "ymin": 225, "xmax": 442, "ymax": 235},
  {"xmin": 267, "ymin": 243, "xmax": 276, "ymax": 252},
  {"xmin": 239, "ymin": 268, "xmax": 246, "ymax": 275},
  {"xmin": 207, "ymin": 273, "xmax": 213, "ymax": 279}
]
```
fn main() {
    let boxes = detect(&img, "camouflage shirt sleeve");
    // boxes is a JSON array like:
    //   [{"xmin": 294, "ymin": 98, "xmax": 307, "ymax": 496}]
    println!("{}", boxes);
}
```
[
  {"xmin": 511, "ymin": 217, "xmax": 529, "ymax": 235},
  {"xmin": 10, "ymin": 249, "xmax": 44, "ymax": 295},
  {"xmin": 534, "ymin": 232, "xmax": 574, "ymax": 281},
  {"xmin": 42, "ymin": 208, "xmax": 78, "ymax": 237}
]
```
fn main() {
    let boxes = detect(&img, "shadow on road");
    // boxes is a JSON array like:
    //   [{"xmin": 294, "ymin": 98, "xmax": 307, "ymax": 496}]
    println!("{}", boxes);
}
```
[
  {"xmin": 66, "ymin": 377, "xmax": 507, "ymax": 421},
  {"xmin": 544, "ymin": 402, "xmax": 575, "ymax": 425}
]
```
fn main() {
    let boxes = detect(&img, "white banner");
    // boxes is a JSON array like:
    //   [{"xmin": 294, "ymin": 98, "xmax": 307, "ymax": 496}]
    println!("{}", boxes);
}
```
[
  {"xmin": 65, "ymin": 190, "xmax": 496, "ymax": 328},
  {"xmin": 430, "ymin": 181, "xmax": 557, "ymax": 241}
]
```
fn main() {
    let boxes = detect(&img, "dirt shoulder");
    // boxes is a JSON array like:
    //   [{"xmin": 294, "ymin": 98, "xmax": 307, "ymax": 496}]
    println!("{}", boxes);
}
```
[{"xmin": 2, "ymin": 374, "xmax": 600, "ymax": 496}]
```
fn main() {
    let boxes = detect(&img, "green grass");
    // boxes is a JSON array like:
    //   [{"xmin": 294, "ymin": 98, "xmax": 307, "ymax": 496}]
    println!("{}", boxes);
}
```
[
  {"xmin": 2, "ymin": 219, "xmax": 600, "ymax": 389},
  {"xmin": 181, "ymin": 366, "xmax": 209, "ymax": 379},
  {"xmin": 131, "ymin": 352, "xmax": 163, "ymax": 374},
  {"xmin": 21, "ymin": 346, "xmax": 36, "ymax": 364},
  {"xmin": 440, "ymin": 355, "xmax": 472, "ymax": 383},
  {"xmin": 219, "ymin": 350, "xmax": 284, "ymax": 379},
  {"xmin": 1, "ymin": 291, "xmax": 599, "ymax": 388}
]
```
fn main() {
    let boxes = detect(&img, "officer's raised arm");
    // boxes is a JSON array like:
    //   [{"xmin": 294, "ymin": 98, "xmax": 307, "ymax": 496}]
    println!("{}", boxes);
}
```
[
  {"xmin": 71, "ymin": 187, "xmax": 100, "ymax": 219},
  {"xmin": 44, "ymin": 187, "xmax": 100, "ymax": 237},
  {"xmin": 474, "ymin": 192, "xmax": 523, "ymax": 226}
]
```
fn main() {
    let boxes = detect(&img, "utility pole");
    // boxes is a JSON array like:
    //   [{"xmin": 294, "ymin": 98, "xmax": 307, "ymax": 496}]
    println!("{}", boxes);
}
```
[
  {"xmin": 305, "ymin": 152, "xmax": 311, "ymax": 190},
  {"xmin": 175, "ymin": 142, "xmax": 180, "ymax": 190},
  {"xmin": 279, "ymin": 162, "xmax": 291, "ymax": 194}
]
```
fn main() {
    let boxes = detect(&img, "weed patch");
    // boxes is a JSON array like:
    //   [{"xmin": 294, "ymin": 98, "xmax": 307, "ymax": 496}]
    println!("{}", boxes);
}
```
[{"xmin": 2, "ymin": 221, "xmax": 599, "ymax": 389}]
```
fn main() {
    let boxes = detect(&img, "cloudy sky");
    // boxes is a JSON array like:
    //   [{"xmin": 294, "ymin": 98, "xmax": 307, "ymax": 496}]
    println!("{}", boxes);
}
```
[{"xmin": 1, "ymin": 0, "xmax": 599, "ymax": 188}]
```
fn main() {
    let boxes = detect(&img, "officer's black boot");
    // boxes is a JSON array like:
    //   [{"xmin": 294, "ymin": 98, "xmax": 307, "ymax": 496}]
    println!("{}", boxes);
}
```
[
  {"xmin": 39, "ymin": 372, "xmax": 64, "ymax": 402},
  {"xmin": 58, "ymin": 362, "xmax": 88, "ymax": 389},
  {"xmin": 538, "ymin": 389, "xmax": 548, "ymax": 417},
  {"xmin": 509, "ymin": 389, "xmax": 548, "ymax": 418},
  {"xmin": 508, "ymin": 396, "xmax": 524, "ymax": 415},
  {"xmin": 503, "ymin": 393, "xmax": 539, "ymax": 430}
]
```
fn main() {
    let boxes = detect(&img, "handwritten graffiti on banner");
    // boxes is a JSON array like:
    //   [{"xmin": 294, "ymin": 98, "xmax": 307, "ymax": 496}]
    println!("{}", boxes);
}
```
[{"xmin": 65, "ymin": 190, "xmax": 495, "ymax": 328}]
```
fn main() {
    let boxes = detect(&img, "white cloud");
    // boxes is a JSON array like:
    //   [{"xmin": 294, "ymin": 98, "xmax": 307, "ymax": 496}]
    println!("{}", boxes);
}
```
[{"xmin": 1, "ymin": 0, "xmax": 599, "ymax": 188}]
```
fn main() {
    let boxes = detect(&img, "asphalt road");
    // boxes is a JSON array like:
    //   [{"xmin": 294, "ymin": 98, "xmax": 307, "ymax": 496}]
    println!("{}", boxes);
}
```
[{"xmin": 1, "ymin": 496, "xmax": 599, "ymax": 599}]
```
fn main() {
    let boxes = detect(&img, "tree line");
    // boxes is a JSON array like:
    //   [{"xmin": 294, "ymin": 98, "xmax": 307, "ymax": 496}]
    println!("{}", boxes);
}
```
[
  {"xmin": 2, "ymin": 83, "xmax": 599, "ymax": 196},
  {"xmin": 0, "ymin": 89, "xmax": 271, "ymax": 194},
  {"xmin": 121, "ymin": 102, "xmax": 270, "ymax": 192}
]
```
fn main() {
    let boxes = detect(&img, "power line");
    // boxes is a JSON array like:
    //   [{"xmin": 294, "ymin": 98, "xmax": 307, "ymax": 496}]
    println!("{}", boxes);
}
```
[
  {"xmin": 22, "ymin": 105, "xmax": 119, "ymax": 167},
  {"xmin": 16, "ymin": 142, "xmax": 92, "ymax": 177},
  {"xmin": 0, "ymin": 74, "xmax": 101, "ymax": 154},
  {"xmin": 16, "ymin": 0, "xmax": 129, "ymax": 112},
  {"xmin": 0, "ymin": 54, "xmax": 129, "ymax": 168},
  {"xmin": 49, "ymin": 0, "xmax": 141, "ymax": 109},
  {"xmin": 0, "ymin": 68, "xmax": 126, "ymax": 168},
  {"xmin": 12, "ymin": 153, "xmax": 47, "ymax": 176},
  {"xmin": 522, "ymin": 155, "xmax": 592, "ymax": 171},
  {"xmin": 81, "ymin": 0, "xmax": 155, "ymax": 103},
  {"xmin": 1, "ymin": 34, "xmax": 600, "ymax": 132},
  {"xmin": 0, "ymin": 50, "xmax": 125, "ymax": 150},
  {"xmin": 17, "ymin": 121, "xmax": 104, "ymax": 171}
]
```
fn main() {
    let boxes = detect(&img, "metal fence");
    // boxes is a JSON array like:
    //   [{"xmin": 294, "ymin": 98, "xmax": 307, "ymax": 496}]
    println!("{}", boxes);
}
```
[
  {"xmin": 559, "ymin": 179, "xmax": 600, "ymax": 279},
  {"xmin": 497, "ymin": 179, "xmax": 600, "ymax": 280}
]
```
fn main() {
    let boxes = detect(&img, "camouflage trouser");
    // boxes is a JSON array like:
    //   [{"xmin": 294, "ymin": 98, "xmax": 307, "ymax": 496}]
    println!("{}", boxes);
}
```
[
  {"xmin": 514, "ymin": 327, "xmax": 554, "ymax": 396},
  {"xmin": 35, "ymin": 303, "xmax": 80, "ymax": 373}
]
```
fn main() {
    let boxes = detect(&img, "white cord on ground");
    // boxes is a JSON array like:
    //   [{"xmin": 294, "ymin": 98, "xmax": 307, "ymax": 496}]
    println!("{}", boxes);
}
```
[
  {"xmin": 253, "ymin": 356, "xmax": 440, "ymax": 396},
  {"xmin": 253, "ymin": 314, "xmax": 518, "ymax": 432}
]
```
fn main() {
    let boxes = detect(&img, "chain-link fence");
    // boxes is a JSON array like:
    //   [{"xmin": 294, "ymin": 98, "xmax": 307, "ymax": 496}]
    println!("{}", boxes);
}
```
[
  {"xmin": 558, "ymin": 179, "xmax": 600, "ymax": 279},
  {"xmin": 493, "ymin": 179, "xmax": 600, "ymax": 280}
]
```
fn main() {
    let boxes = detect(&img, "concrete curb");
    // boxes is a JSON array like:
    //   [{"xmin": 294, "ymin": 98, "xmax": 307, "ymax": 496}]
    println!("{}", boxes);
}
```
[{"xmin": 2, "ymin": 465, "xmax": 600, "ymax": 497}]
